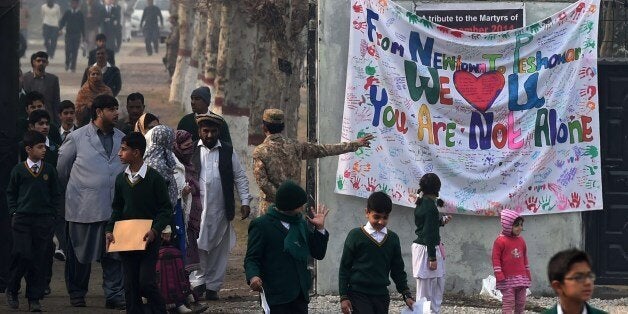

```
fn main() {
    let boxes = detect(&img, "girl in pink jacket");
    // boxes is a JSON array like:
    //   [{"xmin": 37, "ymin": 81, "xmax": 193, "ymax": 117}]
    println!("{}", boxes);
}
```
[{"xmin": 492, "ymin": 209, "xmax": 531, "ymax": 314}]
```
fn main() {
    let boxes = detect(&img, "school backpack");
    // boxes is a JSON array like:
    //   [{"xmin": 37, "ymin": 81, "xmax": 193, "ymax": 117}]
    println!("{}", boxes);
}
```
[{"xmin": 156, "ymin": 245, "xmax": 191, "ymax": 305}]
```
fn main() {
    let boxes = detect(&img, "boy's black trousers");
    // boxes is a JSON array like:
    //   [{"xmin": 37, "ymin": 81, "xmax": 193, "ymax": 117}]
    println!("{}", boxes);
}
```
[
  {"xmin": 120, "ymin": 237, "xmax": 166, "ymax": 314},
  {"xmin": 7, "ymin": 213, "xmax": 55, "ymax": 301},
  {"xmin": 348, "ymin": 291, "xmax": 391, "ymax": 314}
]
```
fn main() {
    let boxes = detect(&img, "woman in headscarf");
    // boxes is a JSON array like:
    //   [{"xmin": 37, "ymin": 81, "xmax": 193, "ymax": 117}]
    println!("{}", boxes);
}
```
[
  {"xmin": 144, "ymin": 125, "xmax": 178, "ymax": 211},
  {"xmin": 75, "ymin": 65, "xmax": 113, "ymax": 126},
  {"xmin": 172, "ymin": 130, "xmax": 202, "ymax": 272}
]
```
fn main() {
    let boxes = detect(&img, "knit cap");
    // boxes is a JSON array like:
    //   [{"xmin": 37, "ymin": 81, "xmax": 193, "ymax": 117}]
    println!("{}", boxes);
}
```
[
  {"xmin": 191, "ymin": 86, "xmax": 211, "ymax": 105},
  {"xmin": 275, "ymin": 181, "xmax": 307, "ymax": 211},
  {"xmin": 500, "ymin": 209, "xmax": 522, "ymax": 236}
]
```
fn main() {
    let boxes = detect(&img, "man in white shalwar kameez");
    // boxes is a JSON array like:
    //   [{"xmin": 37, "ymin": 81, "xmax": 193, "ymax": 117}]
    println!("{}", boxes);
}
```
[{"xmin": 189, "ymin": 113, "xmax": 251, "ymax": 301}]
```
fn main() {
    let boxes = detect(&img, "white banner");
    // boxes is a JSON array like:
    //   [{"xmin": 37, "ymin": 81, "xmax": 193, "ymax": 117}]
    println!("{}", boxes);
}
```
[{"xmin": 336, "ymin": 0, "xmax": 602, "ymax": 215}]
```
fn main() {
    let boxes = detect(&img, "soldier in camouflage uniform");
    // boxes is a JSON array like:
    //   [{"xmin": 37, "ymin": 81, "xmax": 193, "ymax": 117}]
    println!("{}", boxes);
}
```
[{"xmin": 253, "ymin": 108, "xmax": 374, "ymax": 215}]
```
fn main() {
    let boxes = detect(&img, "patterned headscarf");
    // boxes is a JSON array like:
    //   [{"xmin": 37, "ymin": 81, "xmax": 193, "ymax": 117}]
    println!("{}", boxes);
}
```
[
  {"xmin": 144, "ymin": 125, "xmax": 178, "ymax": 207},
  {"xmin": 173, "ymin": 130, "xmax": 194, "ymax": 165}
]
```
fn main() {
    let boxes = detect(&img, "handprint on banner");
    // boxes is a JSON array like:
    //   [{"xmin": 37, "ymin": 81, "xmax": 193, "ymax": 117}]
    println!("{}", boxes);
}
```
[
  {"xmin": 350, "ymin": 177, "xmax": 361, "ymax": 190},
  {"xmin": 579, "ymin": 20, "xmax": 594, "ymax": 34},
  {"xmin": 364, "ymin": 76, "xmax": 380, "ymax": 90},
  {"xmin": 579, "ymin": 86, "xmax": 597, "ymax": 100},
  {"xmin": 380, "ymin": 184, "xmax": 390, "ymax": 194},
  {"xmin": 337, "ymin": 176, "xmax": 344, "ymax": 190},
  {"xmin": 578, "ymin": 66, "xmax": 596, "ymax": 79},
  {"xmin": 353, "ymin": 20, "xmax": 367, "ymax": 33},
  {"xmin": 344, "ymin": 169, "xmax": 351, "ymax": 178},
  {"xmin": 585, "ymin": 192, "xmax": 596, "ymax": 208},
  {"xmin": 365, "ymin": 177, "xmax": 378, "ymax": 192},
  {"xmin": 352, "ymin": 2, "xmax": 363, "ymax": 13},
  {"xmin": 540, "ymin": 196, "xmax": 556, "ymax": 211},
  {"xmin": 407, "ymin": 188, "xmax": 417, "ymax": 204},
  {"xmin": 353, "ymin": 161, "xmax": 361, "ymax": 174},
  {"xmin": 571, "ymin": 2, "xmax": 586, "ymax": 20},
  {"xmin": 392, "ymin": 190, "xmax": 403, "ymax": 201},
  {"xmin": 557, "ymin": 194, "xmax": 570, "ymax": 211},
  {"xmin": 527, "ymin": 23, "xmax": 541, "ymax": 33},
  {"xmin": 526, "ymin": 196, "xmax": 539, "ymax": 213},
  {"xmin": 406, "ymin": 12, "xmax": 420, "ymax": 24},
  {"xmin": 584, "ymin": 165, "xmax": 598, "ymax": 175},
  {"xmin": 583, "ymin": 145, "xmax": 599, "ymax": 158},
  {"xmin": 569, "ymin": 192, "xmax": 581, "ymax": 208}
]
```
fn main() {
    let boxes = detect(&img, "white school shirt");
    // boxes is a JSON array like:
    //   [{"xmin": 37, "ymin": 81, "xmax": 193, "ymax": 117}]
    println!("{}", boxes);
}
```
[
  {"xmin": 556, "ymin": 302, "xmax": 587, "ymax": 314},
  {"xmin": 124, "ymin": 163, "xmax": 147, "ymax": 184},
  {"xmin": 363, "ymin": 222, "xmax": 387, "ymax": 243},
  {"xmin": 280, "ymin": 221, "xmax": 326, "ymax": 235},
  {"xmin": 26, "ymin": 158, "xmax": 42, "ymax": 172},
  {"xmin": 60, "ymin": 125, "xmax": 75, "ymax": 141},
  {"xmin": 41, "ymin": 4, "xmax": 61, "ymax": 27}
]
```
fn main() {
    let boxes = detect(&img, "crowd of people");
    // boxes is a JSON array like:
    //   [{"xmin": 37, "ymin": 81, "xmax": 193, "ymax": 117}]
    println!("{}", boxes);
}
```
[
  {"xmin": 21, "ymin": 0, "xmax": 175, "ymax": 71},
  {"xmin": 3, "ymin": 6, "xmax": 608, "ymax": 312}
]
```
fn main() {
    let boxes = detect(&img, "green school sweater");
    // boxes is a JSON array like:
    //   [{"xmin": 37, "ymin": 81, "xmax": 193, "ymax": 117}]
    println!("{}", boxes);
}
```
[
  {"xmin": 413, "ymin": 197, "xmax": 441, "ymax": 260},
  {"xmin": 542, "ymin": 303, "xmax": 608, "ymax": 314},
  {"xmin": 176, "ymin": 112, "xmax": 232, "ymax": 144},
  {"xmin": 339, "ymin": 227, "xmax": 410, "ymax": 298},
  {"xmin": 106, "ymin": 166, "xmax": 172, "ymax": 233},
  {"xmin": 6, "ymin": 161, "xmax": 61, "ymax": 215}
]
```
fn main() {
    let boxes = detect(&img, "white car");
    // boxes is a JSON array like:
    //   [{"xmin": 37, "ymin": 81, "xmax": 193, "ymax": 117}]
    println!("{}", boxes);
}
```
[{"xmin": 130, "ymin": 0, "xmax": 171, "ymax": 37}]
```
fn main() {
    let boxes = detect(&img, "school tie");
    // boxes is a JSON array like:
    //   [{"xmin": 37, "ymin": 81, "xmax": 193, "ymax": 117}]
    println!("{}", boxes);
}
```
[
  {"xmin": 63, "ymin": 130, "xmax": 70, "ymax": 141},
  {"xmin": 31, "ymin": 164, "xmax": 39, "ymax": 174}
]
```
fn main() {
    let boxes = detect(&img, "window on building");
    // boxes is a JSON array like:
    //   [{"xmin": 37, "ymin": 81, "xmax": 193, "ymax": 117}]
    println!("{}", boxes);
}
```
[{"xmin": 599, "ymin": 0, "xmax": 628, "ymax": 59}]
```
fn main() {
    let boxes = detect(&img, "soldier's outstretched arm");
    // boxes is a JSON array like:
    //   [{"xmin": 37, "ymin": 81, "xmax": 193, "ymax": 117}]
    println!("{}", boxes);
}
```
[{"xmin": 299, "ymin": 133, "xmax": 374, "ymax": 160}]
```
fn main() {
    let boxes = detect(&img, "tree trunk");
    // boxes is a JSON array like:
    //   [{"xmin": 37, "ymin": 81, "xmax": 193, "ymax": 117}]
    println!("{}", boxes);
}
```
[
  {"xmin": 169, "ymin": 0, "xmax": 194, "ymax": 107},
  {"xmin": 203, "ymin": 2, "xmax": 221, "ymax": 86}
]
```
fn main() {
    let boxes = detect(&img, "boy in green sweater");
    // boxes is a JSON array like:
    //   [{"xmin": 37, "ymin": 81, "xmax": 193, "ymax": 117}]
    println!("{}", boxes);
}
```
[
  {"xmin": 6, "ymin": 130, "xmax": 61, "ymax": 312},
  {"xmin": 244, "ymin": 181, "xmax": 329, "ymax": 313},
  {"xmin": 105, "ymin": 132, "xmax": 172, "ymax": 313},
  {"xmin": 339, "ymin": 191, "xmax": 414, "ymax": 314},
  {"xmin": 543, "ymin": 249, "xmax": 607, "ymax": 314}
]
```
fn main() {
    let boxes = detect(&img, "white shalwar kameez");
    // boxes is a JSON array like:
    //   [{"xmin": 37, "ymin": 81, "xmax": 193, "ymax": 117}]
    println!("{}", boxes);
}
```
[{"xmin": 189, "ymin": 140, "xmax": 251, "ymax": 291}]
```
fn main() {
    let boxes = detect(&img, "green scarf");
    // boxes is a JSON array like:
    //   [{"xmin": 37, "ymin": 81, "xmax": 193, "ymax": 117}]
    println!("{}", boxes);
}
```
[{"xmin": 267, "ymin": 205, "xmax": 309, "ymax": 262}]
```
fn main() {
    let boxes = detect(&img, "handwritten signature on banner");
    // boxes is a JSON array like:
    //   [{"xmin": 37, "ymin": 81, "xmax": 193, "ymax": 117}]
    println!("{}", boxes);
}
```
[{"xmin": 336, "ymin": 0, "xmax": 603, "ymax": 215}]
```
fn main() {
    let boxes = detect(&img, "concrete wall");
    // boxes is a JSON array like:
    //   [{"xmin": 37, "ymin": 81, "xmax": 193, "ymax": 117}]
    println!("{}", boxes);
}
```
[{"xmin": 316, "ymin": 0, "xmax": 581, "ymax": 295}]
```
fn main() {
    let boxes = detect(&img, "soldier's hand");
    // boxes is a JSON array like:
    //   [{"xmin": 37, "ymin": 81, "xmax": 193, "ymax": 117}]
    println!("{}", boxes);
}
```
[
  {"xmin": 356, "ymin": 133, "xmax": 375, "ymax": 147},
  {"xmin": 241, "ymin": 205, "xmax": 251, "ymax": 220}
]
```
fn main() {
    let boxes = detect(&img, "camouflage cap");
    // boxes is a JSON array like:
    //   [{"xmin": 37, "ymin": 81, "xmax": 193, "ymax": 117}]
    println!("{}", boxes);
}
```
[
  {"xmin": 195, "ymin": 113, "xmax": 224, "ymax": 127},
  {"xmin": 263, "ymin": 108, "xmax": 284, "ymax": 124}
]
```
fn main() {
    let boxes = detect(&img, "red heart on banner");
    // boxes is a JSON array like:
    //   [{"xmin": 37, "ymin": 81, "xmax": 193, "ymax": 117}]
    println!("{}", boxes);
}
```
[{"xmin": 453, "ymin": 71, "xmax": 505, "ymax": 112}]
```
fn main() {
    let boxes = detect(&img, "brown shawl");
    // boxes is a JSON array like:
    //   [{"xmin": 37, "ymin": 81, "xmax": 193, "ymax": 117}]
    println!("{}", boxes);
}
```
[{"xmin": 75, "ymin": 66, "xmax": 113, "ymax": 126}]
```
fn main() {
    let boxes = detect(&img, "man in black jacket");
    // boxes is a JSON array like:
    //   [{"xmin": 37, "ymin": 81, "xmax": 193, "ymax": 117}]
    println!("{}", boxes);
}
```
[
  {"xmin": 87, "ymin": 33, "xmax": 115, "ymax": 66},
  {"xmin": 101, "ymin": 0, "xmax": 121, "ymax": 52},
  {"xmin": 59, "ymin": 0, "xmax": 85, "ymax": 72}
]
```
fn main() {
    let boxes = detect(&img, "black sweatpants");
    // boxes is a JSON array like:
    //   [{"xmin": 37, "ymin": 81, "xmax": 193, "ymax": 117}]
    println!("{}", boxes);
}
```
[
  {"xmin": 7, "ymin": 213, "xmax": 55, "ymax": 301},
  {"xmin": 269, "ymin": 291, "xmax": 308, "ymax": 314},
  {"xmin": 348, "ymin": 291, "xmax": 390, "ymax": 314},
  {"xmin": 120, "ymin": 237, "xmax": 166, "ymax": 314}
]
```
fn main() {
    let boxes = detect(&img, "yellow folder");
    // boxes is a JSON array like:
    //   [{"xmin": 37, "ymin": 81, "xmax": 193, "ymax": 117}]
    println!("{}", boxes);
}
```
[{"xmin": 107, "ymin": 219, "xmax": 153, "ymax": 252}]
